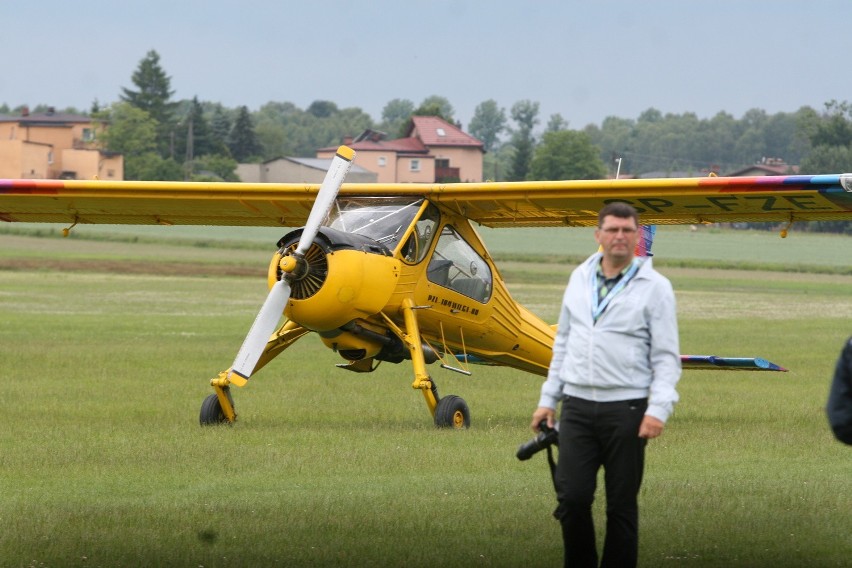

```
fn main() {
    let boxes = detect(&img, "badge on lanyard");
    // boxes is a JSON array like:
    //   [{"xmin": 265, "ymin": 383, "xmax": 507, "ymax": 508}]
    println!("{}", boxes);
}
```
[{"xmin": 591, "ymin": 258, "xmax": 641, "ymax": 322}]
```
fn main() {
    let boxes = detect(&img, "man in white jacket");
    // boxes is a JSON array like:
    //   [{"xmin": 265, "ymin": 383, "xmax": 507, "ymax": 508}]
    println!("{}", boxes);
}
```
[{"xmin": 531, "ymin": 202, "xmax": 681, "ymax": 568}]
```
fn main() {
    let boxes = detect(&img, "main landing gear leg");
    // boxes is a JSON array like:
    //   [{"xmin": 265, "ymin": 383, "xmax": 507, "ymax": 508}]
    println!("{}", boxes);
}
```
[
  {"xmin": 399, "ymin": 299, "xmax": 470, "ymax": 429},
  {"xmin": 200, "ymin": 372, "xmax": 237, "ymax": 425}
]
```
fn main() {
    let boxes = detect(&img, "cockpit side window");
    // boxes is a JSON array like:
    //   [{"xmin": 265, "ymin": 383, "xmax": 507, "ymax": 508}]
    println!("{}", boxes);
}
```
[
  {"xmin": 401, "ymin": 202, "xmax": 441, "ymax": 264},
  {"xmin": 426, "ymin": 225, "xmax": 492, "ymax": 303}
]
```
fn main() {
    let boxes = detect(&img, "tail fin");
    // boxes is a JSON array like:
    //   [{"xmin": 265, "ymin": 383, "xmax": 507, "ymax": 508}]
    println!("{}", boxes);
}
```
[{"xmin": 635, "ymin": 225, "xmax": 656, "ymax": 257}]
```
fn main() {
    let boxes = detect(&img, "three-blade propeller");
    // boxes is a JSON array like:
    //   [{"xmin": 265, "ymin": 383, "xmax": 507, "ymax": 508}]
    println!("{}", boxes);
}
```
[{"xmin": 228, "ymin": 146, "xmax": 355, "ymax": 382}]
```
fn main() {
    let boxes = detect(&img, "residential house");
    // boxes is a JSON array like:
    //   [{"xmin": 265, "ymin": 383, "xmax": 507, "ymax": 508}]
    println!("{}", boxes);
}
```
[
  {"xmin": 237, "ymin": 156, "xmax": 377, "ymax": 183},
  {"xmin": 0, "ymin": 107, "xmax": 123, "ymax": 180},
  {"xmin": 317, "ymin": 116, "xmax": 484, "ymax": 183},
  {"xmin": 724, "ymin": 157, "xmax": 798, "ymax": 177}
]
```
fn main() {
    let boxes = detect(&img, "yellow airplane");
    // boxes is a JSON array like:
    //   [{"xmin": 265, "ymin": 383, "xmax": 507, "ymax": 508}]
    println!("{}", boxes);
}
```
[{"xmin": 2, "ymin": 147, "xmax": 851, "ymax": 428}]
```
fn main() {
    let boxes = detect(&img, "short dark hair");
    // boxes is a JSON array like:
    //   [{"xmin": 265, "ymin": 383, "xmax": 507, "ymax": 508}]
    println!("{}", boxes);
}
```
[{"xmin": 598, "ymin": 202, "xmax": 639, "ymax": 228}]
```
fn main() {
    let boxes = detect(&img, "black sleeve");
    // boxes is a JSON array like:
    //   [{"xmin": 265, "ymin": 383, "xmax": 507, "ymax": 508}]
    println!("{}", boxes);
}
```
[{"xmin": 827, "ymin": 337, "xmax": 852, "ymax": 445}]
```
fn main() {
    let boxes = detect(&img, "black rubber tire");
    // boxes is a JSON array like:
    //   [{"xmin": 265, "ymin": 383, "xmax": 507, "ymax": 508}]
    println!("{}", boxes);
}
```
[
  {"xmin": 434, "ymin": 395, "xmax": 471, "ymax": 429},
  {"xmin": 199, "ymin": 393, "xmax": 229, "ymax": 425}
]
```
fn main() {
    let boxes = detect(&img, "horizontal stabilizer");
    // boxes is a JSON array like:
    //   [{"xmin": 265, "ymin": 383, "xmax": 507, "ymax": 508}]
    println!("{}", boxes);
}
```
[
  {"xmin": 681, "ymin": 355, "xmax": 787, "ymax": 372},
  {"xmin": 455, "ymin": 354, "xmax": 498, "ymax": 366},
  {"xmin": 459, "ymin": 353, "xmax": 788, "ymax": 372}
]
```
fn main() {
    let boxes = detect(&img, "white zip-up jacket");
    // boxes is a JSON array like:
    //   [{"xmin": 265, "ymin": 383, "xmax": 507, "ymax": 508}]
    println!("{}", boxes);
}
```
[{"xmin": 538, "ymin": 252, "xmax": 682, "ymax": 423}]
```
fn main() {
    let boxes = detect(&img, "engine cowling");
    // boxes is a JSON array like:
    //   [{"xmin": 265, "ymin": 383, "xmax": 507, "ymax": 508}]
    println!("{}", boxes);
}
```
[{"xmin": 269, "ymin": 227, "xmax": 401, "ymax": 332}]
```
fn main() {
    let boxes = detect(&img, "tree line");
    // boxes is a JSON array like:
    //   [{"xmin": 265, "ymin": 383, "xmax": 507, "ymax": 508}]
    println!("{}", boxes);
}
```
[{"xmin": 3, "ymin": 50, "xmax": 849, "ymax": 233}]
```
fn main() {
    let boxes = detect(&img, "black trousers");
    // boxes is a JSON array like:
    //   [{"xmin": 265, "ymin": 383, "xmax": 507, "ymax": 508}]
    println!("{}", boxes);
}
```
[{"xmin": 554, "ymin": 396, "xmax": 648, "ymax": 568}]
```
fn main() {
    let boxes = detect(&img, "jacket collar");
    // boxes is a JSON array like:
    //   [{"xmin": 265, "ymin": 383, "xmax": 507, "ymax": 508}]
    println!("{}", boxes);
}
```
[{"xmin": 581, "ymin": 252, "xmax": 652, "ymax": 278}]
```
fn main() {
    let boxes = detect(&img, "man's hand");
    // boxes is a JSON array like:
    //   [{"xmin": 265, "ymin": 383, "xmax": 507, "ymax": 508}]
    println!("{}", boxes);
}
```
[
  {"xmin": 638, "ymin": 415, "xmax": 664, "ymax": 439},
  {"xmin": 531, "ymin": 407, "xmax": 556, "ymax": 432}
]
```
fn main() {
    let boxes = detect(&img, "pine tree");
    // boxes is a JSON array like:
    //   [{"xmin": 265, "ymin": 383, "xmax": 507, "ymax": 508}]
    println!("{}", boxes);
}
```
[
  {"xmin": 506, "ymin": 100, "xmax": 539, "ymax": 181},
  {"xmin": 210, "ymin": 106, "xmax": 232, "ymax": 151},
  {"xmin": 120, "ymin": 50, "xmax": 178, "ymax": 158},
  {"xmin": 174, "ymin": 97, "xmax": 223, "ymax": 159},
  {"xmin": 228, "ymin": 106, "xmax": 262, "ymax": 162}
]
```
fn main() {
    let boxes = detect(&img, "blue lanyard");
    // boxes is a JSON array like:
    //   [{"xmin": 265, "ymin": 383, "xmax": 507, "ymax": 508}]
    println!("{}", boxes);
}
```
[{"xmin": 590, "ymin": 258, "xmax": 641, "ymax": 322}]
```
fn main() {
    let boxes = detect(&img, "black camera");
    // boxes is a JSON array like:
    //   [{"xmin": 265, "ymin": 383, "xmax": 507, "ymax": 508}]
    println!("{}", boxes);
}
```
[{"xmin": 516, "ymin": 420, "xmax": 559, "ymax": 461}]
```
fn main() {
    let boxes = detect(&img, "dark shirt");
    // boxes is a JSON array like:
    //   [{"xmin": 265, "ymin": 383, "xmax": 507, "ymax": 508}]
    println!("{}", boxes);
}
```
[
  {"xmin": 593, "ymin": 259, "xmax": 638, "ymax": 322},
  {"xmin": 827, "ymin": 336, "xmax": 852, "ymax": 445}
]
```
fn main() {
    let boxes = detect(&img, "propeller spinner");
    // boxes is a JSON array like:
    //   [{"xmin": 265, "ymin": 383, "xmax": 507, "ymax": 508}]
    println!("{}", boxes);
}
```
[{"xmin": 227, "ymin": 146, "xmax": 355, "ymax": 382}]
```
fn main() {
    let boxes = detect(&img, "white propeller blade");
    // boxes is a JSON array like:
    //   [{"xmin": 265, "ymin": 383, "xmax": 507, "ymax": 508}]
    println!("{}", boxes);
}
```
[
  {"xmin": 228, "ymin": 146, "xmax": 355, "ymax": 381},
  {"xmin": 296, "ymin": 146, "xmax": 355, "ymax": 256},
  {"xmin": 230, "ymin": 279, "xmax": 291, "ymax": 379}
]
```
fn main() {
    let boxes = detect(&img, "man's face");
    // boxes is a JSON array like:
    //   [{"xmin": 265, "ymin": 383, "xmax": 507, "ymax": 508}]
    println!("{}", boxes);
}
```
[{"xmin": 595, "ymin": 214, "xmax": 639, "ymax": 265}]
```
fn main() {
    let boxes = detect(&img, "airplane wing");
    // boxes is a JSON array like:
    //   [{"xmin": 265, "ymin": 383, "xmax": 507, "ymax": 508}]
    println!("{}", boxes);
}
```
[{"xmin": 2, "ymin": 174, "xmax": 850, "ymax": 228}]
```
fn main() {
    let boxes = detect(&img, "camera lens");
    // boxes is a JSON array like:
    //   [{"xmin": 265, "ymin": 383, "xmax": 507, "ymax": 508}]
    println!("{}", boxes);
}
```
[{"xmin": 516, "ymin": 422, "xmax": 558, "ymax": 461}]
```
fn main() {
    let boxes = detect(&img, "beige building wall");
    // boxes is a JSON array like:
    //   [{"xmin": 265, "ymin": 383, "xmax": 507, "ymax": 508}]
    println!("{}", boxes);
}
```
[
  {"xmin": 22, "ymin": 144, "xmax": 51, "ymax": 178},
  {"xmin": 430, "ymin": 147, "xmax": 483, "ymax": 182},
  {"xmin": 0, "ymin": 140, "xmax": 23, "ymax": 178},
  {"xmin": 98, "ymin": 153, "xmax": 124, "ymax": 180},
  {"xmin": 19, "ymin": 125, "xmax": 73, "ymax": 174},
  {"xmin": 0, "ymin": 140, "xmax": 52, "ymax": 178},
  {"xmin": 61, "ymin": 149, "xmax": 99, "ymax": 179},
  {"xmin": 238, "ymin": 158, "xmax": 377, "ymax": 184},
  {"xmin": 0, "ymin": 123, "xmax": 15, "ymax": 139},
  {"xmin": 236, "ymin": 163, "xmax": 262, "ymax": 183},
  {"xmin": 395, "ymin": 155, "xmax": 435, "ymax": 183},
  {"xmin": 317, "ymin": 149, "xmax": 441, "ymax": 184},
  {"xmin": 0, "ymin": 117, "xmax": 109, "ymax": 180},
  {"xmin": 319, "ymin": 144, "xmax": 482, "ymax": 183},
  {"xmin": 265, "ymin": 160, "xmax": 320, "ymax": 182},
  {"xmin": 317, "ymin": 148, "xmax": 399, "ymax": 184},
  {"xmin": 60, "ymin": 149, "xmax": 124, "ymax": 180}
]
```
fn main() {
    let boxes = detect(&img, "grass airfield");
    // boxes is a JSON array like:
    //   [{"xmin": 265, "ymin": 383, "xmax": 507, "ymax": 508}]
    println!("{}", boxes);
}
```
[{"xmin": 1, "ymin": 225, "xmax": 851, "ymax": 567}]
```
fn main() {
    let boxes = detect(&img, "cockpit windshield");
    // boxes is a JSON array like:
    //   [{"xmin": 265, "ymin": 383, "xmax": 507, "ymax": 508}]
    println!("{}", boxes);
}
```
[{"xmin": 326, "ymin": 197, "xmax": 424, "ymax": 252}]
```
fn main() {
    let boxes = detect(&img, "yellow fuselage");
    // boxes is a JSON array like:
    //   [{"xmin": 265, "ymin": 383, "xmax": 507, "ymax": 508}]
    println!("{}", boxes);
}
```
[{"xmin": 276, "ymin": 205, "xmax": 555, "ymax": 377}]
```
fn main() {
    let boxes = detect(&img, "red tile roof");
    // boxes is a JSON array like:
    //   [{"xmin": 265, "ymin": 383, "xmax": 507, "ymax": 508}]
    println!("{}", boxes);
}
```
[
  {"xmin": 318, "ymin": 116, "xmax": 482, "ymax": 154},
  {"xmin": 318, "ymin": 137, "xmax": 428, "ymax": 154},
  {"xmin": 407, "ymin": 116, "xmax": 483, "ymax": 148}
]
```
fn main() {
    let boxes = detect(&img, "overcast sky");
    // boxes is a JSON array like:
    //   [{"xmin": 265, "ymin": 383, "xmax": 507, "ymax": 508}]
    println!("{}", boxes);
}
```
[{"xmin": 4, "ymin": 1, "xmax": 851, "ymax": 131}]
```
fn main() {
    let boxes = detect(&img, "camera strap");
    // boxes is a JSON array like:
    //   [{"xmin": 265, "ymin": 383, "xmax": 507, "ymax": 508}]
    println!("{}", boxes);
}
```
[{"xmin": 545, "ymin": 445, "xmax": 558, "ymax": 492}]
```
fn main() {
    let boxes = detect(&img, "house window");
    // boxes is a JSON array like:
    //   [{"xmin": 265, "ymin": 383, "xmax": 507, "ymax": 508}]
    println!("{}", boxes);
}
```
[
  {"xmin": 437, "ymin": 128, "xmax": 446, "ymax": 137},
  {"xmin": 435, "ymin": 159, "xmax": 450, "ymax": 169},
  {"xmin": 378, "ymin": 156, "xmax": 386, "ymax": 167},
  {"xmin": 410, "ymin": 159, "xmax": 421, "ymax": 172},
  {"xmin": 82, "ymin": 128, "xmax": 94, "ymax": 142},
  {"xmin": 47, "ymin": 151, "xmax": 54, "ymax": 164}
]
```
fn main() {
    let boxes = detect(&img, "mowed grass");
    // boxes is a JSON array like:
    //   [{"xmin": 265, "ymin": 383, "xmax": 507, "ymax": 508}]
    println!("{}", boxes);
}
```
[{"xmin": 1, "ymin": 230, "xmax": 851, "ymax": 567}]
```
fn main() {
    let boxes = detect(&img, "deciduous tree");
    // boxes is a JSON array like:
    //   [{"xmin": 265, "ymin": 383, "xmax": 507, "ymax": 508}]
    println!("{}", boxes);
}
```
[
  {"xmin": 379, "ymin": 98, "xmax": 414, "ymax": 136},
  {"xmin": 529, "ymin": 130, "xmax": 606, "ymax": 180},
  {"xmin": 468, "ymin": 99, "xmax": 506, "ymax": 152},
  {"xmin": 545, "ymin": 113, "xmax": 569, "ymax": 132}
]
